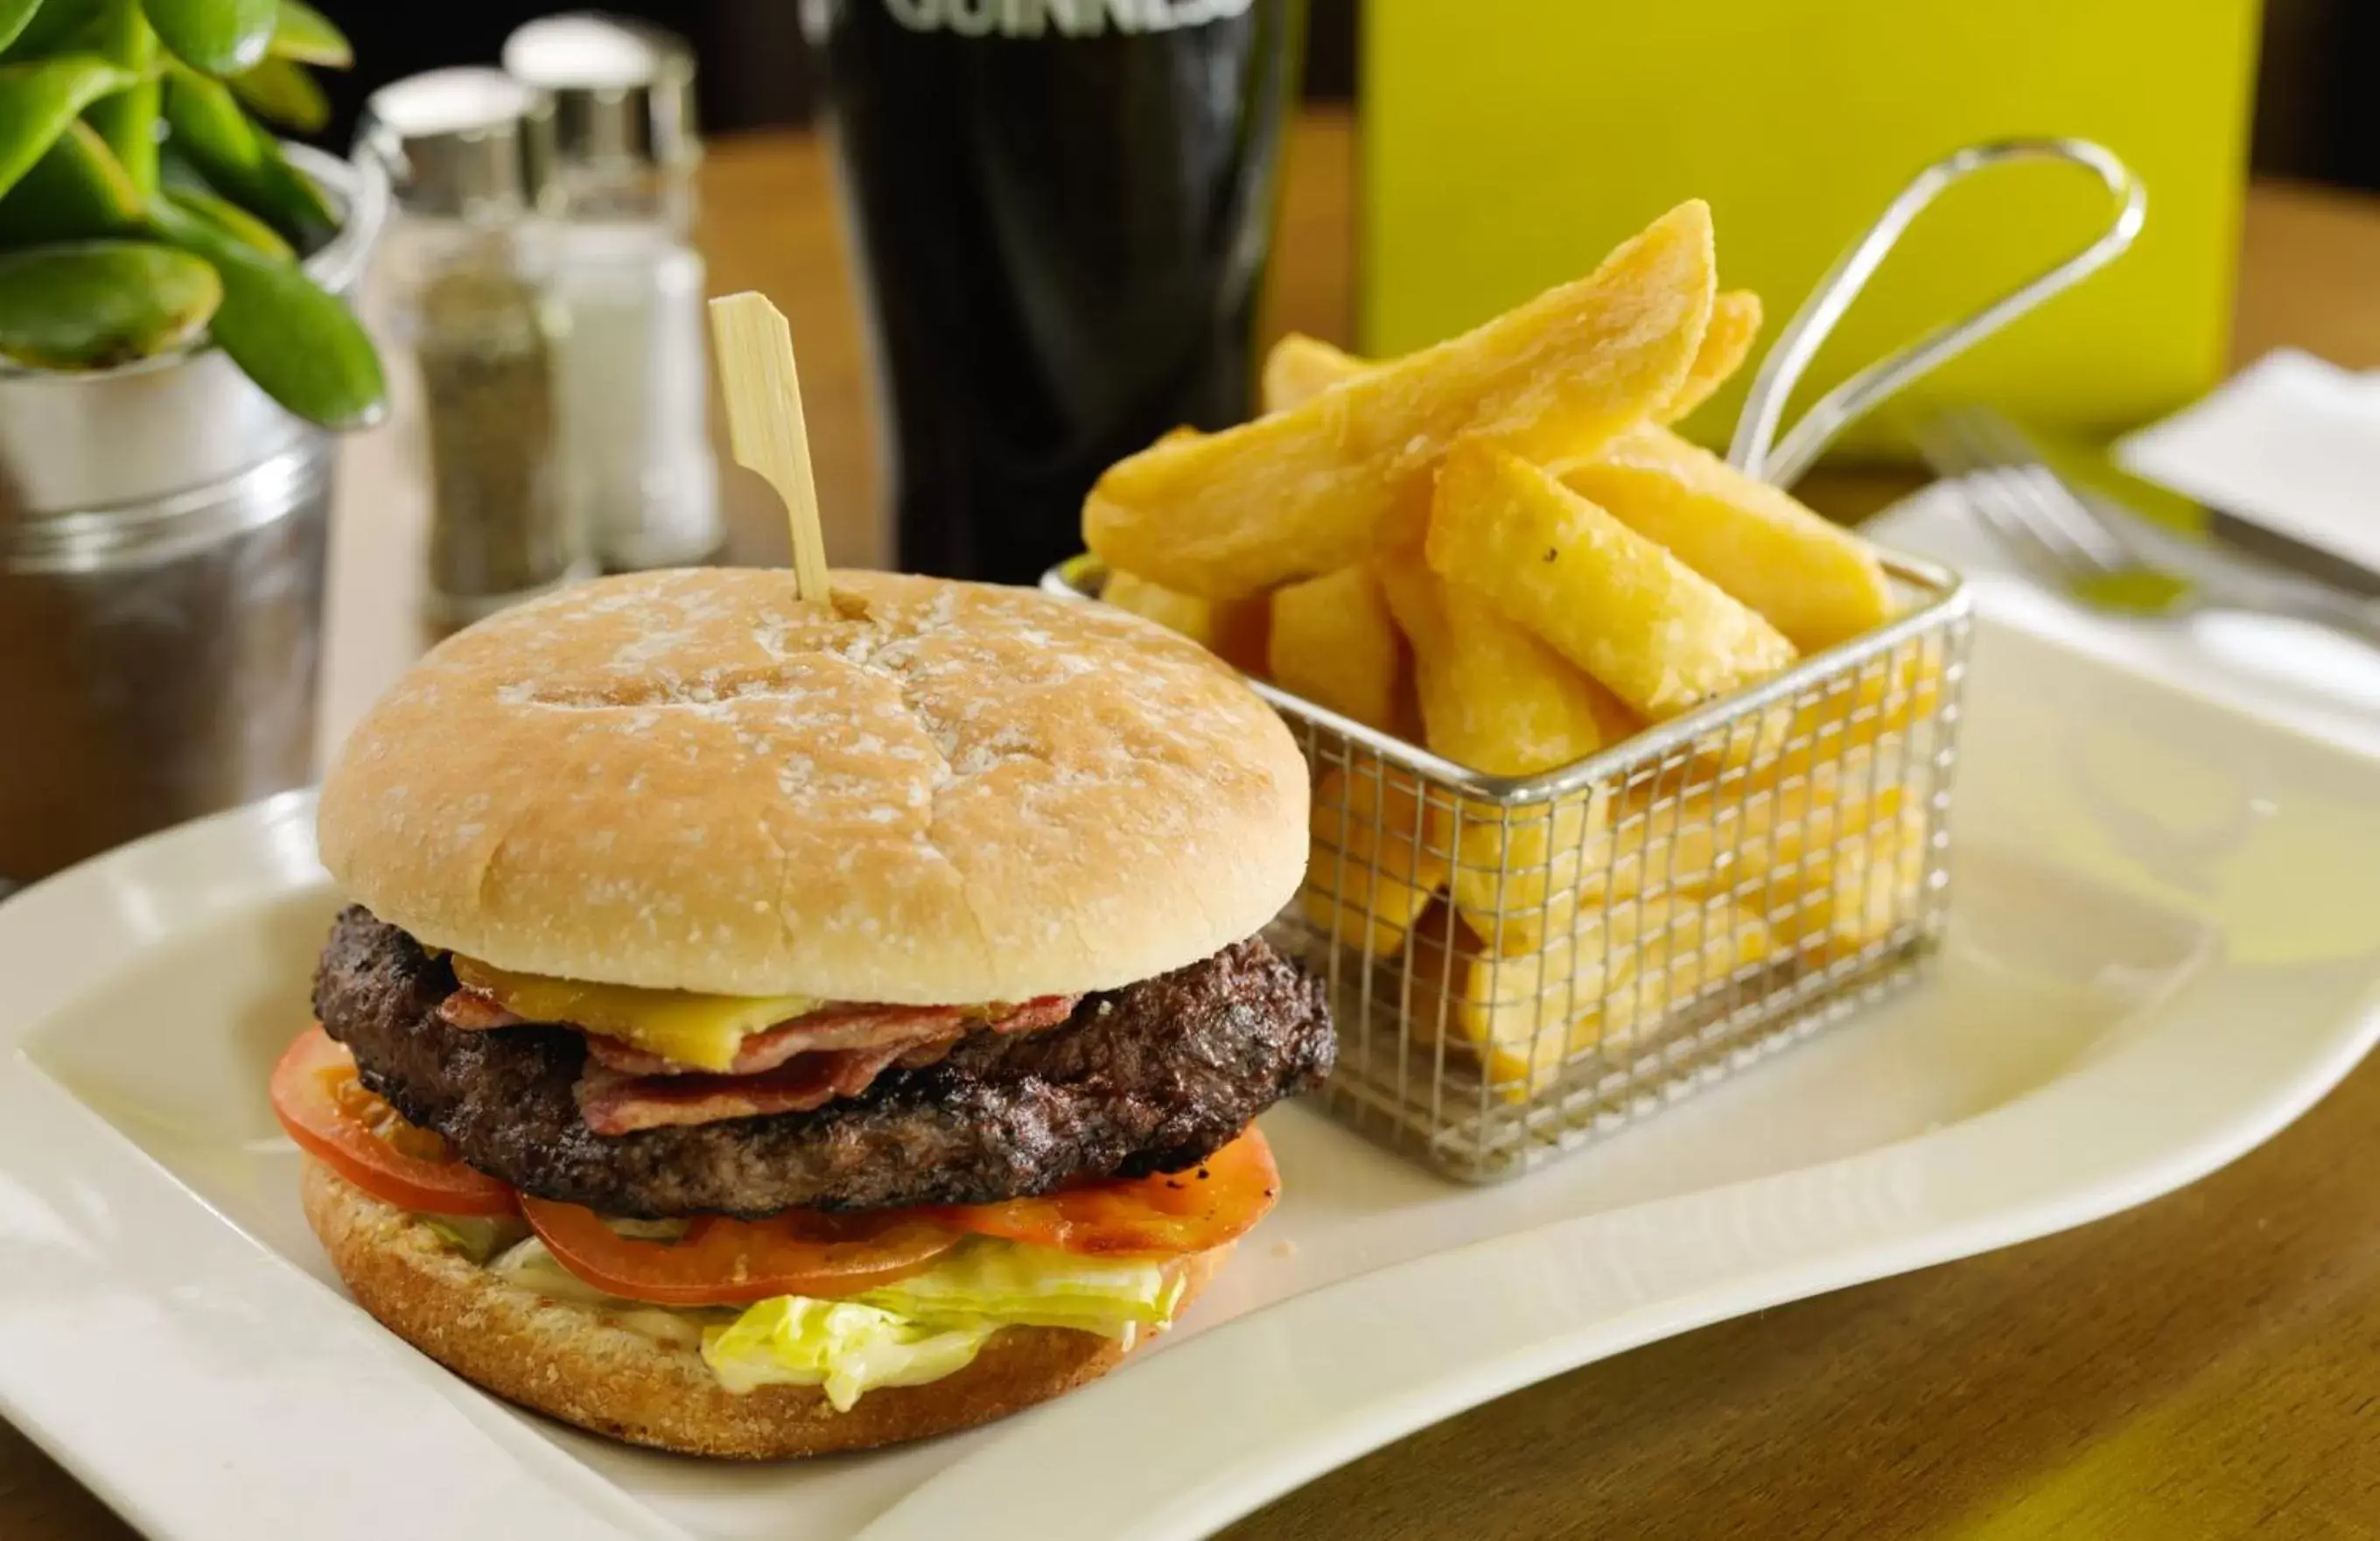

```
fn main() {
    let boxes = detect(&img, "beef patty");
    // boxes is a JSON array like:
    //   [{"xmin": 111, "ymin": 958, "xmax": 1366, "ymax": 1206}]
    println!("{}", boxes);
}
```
[{"xmin": 312, "ymin": 906, "xmax": 1334, "ymax": 1217}]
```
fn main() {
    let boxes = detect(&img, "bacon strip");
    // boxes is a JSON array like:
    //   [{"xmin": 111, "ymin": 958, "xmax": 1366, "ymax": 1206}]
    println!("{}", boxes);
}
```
[
  {"xmin": 575, "ymin": 998, "xmax": 1082, "ymax": 1133},
  {"xmin": 434, "ymin": 984, "xmax": 1083, "ymax": 1133},
  {"xmin": 581, "ymin": 1001, "xmax": 973, "ymax": 1077},
  {"xmin": 438, "ymin": 992, "xmax": 1076, "ymax": 1065},
  {"xmin": 438, "ymin": 991, "xmax": 523, "ymax": 1030},
  {"xmin": 575, "ymin": 1047, "xmax": 914, "ymax": 1136},
  {"xmin": 575, "ymin": 995, "xmax": 1077, "ymax": 1077},
  {"xmin": 976, "ymin": 995, "xmax": 1080, "ymax": 1035}
]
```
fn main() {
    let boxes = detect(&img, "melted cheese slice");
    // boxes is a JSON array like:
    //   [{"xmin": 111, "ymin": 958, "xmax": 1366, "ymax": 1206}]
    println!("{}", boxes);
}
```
[{"xmin": 451, "ymin": 956, "xmax": 816, "ymax": 1073}]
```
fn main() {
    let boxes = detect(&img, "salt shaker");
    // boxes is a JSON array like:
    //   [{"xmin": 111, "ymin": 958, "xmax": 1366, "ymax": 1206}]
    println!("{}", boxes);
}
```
[
  {"xmin": 504, "ymin": 15, "xmax": 721, "ymax": 571},
  {"xmin": 360, "ymin": 68, "xmax": 590, "ymax": 627}
]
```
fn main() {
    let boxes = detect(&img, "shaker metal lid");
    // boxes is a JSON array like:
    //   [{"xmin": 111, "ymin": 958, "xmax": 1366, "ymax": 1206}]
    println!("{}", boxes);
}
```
[
  {"xmin": 500, "ymin": 14, "xmax": 699, "ymax": 170},
  {"xmin": 359, "ymin": 67, "xmax": 557, "ymax": 219}
]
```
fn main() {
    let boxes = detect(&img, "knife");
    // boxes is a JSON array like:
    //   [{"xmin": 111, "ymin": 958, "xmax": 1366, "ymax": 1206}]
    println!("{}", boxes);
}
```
[{"xmin": 2043, "ymin": 432, "xmax": 2380, "ymax": 600}]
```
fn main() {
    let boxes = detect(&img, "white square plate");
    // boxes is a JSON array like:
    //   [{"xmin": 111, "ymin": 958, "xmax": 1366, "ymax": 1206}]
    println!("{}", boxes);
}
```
[{"xmin": 6, "ymin": 613, "xmax": 2379, "ymax": 1541}]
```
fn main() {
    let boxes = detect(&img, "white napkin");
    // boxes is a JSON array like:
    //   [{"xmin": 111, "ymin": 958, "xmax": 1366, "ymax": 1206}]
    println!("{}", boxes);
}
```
[
  {"xmin": 1866, "ymin": 363, "xmax": 2380, "ymax": 759},
  {"xmin": 2115, "ymin": 349, "xmax": 2380, "ymax": 578}
]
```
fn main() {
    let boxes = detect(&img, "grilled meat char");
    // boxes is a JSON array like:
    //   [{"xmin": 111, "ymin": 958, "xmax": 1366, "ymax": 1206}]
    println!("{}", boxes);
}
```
[{"xmin": 312, "ymin": 906, "xmax": 1334, "ymax": 1218}]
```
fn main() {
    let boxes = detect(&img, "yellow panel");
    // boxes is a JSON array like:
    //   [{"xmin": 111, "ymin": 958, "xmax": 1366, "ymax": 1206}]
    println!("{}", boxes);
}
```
[{"xmin": 1360, "ymin": 0, "xmax": 2258, "ymax": 455}]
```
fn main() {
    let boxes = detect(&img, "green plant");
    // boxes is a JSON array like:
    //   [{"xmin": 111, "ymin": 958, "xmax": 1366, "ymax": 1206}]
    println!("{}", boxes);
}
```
[{"xmin": 0, "ymin": 0, "xmax": 382, "ymax": 427}]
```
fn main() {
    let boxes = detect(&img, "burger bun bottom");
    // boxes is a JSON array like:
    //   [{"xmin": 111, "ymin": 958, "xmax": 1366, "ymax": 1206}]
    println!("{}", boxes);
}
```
[{"xmin": 300, "ymin": 1159, "xmax": 1226, "ymax": 1460}]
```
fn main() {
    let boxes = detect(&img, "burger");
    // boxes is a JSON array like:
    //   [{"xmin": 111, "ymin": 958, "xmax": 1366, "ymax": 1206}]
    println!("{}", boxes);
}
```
[{"xmin": 272, "ymin": 568, "xmax": 1334, "ymax": 1458}]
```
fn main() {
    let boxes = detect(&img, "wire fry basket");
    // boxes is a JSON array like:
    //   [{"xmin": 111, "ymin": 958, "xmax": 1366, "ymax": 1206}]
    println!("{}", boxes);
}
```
[{"xmin": 1047, "ymin": 138, "xmax": 2142, "ymax": 1182}]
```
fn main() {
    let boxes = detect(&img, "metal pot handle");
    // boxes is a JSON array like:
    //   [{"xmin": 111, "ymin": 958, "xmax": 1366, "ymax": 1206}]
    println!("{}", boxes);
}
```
[{"xmin": 1728, "ymin": 137, "xmax": 2146, "ymax": 487}]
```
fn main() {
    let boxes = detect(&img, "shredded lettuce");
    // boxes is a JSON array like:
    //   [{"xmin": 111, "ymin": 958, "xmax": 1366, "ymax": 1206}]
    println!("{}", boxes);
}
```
[
  {"xmin": 420, "ymin": 1213, "xmax": 530, "ymax": 1265},
  {"xmin": 853, "ymin": 1237, "xmax": 1182, "ymax": 1335},
  {"xmin": 488, "ymin": 1236, "xmax": 611, "ymax": 1302},
  {"xmin": 701, "ymin": 1299, "xmax": 994, "ymax": 1410},
  {"xmin": 477, "ymin": 1231, "xmax": 1185, "ymax": 1407}
]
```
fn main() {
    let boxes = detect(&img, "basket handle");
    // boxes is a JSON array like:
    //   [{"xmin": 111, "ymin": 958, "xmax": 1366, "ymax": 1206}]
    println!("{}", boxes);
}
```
[{"xmin": 1727, "ymin": 137, "xmax": 2146, "ymax": 487}]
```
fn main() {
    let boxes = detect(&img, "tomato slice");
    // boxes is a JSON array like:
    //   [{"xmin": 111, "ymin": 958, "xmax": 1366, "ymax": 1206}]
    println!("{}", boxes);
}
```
[
  {"xmin": 520, "ymin": 1195, "xmax": 961, "ymax": 1306},
  {"xmin": 270, "ymin": 1024, "xmax": 518, "ymax": 1217},
  {"xmin": 928, "ymin": 1126, "xmax": 1280, "ymax": 1258}
]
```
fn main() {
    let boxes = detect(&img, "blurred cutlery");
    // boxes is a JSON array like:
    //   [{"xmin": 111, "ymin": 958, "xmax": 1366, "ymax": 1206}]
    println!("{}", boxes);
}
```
[{"xmin": 1916, "ymin": 406, "xmax": 2380, "ymax": 647}]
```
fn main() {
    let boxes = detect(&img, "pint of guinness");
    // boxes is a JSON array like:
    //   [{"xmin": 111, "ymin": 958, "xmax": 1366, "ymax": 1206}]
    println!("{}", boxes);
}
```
[{"xmin": 805, "ymin": 0, "xmax": 1304, "ymax": 583}]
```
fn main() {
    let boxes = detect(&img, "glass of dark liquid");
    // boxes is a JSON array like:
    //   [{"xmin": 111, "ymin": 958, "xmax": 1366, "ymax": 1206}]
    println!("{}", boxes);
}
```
[{"xmin": 804, "ymin": 0, "xmax": 1306, "ymax": 584}]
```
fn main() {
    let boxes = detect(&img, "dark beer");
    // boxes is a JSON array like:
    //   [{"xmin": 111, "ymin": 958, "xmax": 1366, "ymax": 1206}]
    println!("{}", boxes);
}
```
[{"xmin": 806, "ymin": 0, "xmax": 1303, "ymax": 584}]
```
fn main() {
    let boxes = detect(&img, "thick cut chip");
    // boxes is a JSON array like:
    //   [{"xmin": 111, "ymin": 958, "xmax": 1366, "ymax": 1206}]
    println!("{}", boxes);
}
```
[
  {"xmin": 1557, "ymin": 425, "xmax": 1894, "ymax": 652},
  {"xmin": 1769, "ymin": 649, "xmax": 1948, "ymax": 781},
  {"xmin": 1592, "ymin": 896, "xmax": 1774, "ymax": 1053},
  {"xmin": 1376, "ymin": 548, "xmax": 1634, "ymax": 776},
  {"xmin": 1261, "ymin": 331, "xmax": 1360, "ymax": 414},
  {"xmin": 1596, "ymin": 747, "xmax": 1909, "ymax": 918},
  {"xmin": 1411, "ymin": 897, "xmax": 1770, "ymax": 1096},
  {"xmin": 1083, "ymin": 201, "xmax": 1716, "ymax": 599},
  {"xmin": 1265, "ymin": 331, "xmax": 1871, "ymax": 662},
  {"xmin": 1262, "ymin": 288, "xmax": 1760, "ymax": 441},
  {"xmin": 1426, "ymin": 442, "xmax": 1797, "ymax": 720},
  {"xmin": 1302, "ymin": 766, "xmax": 1452, "ymax": 959},
  {"xmin": 1376, "ymin": 550, "xmax": 1628, "ymax": 954},
  {"xmin": 1101, "ymin": 570, "xmax": 1270, "ymax": 674},
  {"xmin": 1660, "ymin": 289, "xmax": 1762, "ymax": 425},
  {"xmin": 1408, "ymin": 907, "xmax": 1619, "ymax": 1095},
  {"xmin": 1269, "ymin": 564, "xmax": 1404, "ymax": 732},
  {"xmin": 1446, "ymin": 795, "xmax": 1609, "ymax": 958},
  {"xmin": 1772, "ymin": 804, "xmax": 1929, "ymax": 958}
]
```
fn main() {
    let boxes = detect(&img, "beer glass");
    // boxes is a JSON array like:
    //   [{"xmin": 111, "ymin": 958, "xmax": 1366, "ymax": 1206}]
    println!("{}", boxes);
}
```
[{"xmin": 805, "ymin": 0, "xmax": 1306, "ymax": 584}]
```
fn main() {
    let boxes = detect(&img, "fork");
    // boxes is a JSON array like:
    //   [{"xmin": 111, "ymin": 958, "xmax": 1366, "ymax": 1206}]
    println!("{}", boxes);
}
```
[{"xmin": 1915, "ymin": 407, "xmax": 2380, "ymax": 647}]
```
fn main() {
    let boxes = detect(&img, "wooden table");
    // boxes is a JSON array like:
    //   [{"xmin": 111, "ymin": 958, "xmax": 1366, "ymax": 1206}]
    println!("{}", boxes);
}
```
[{"xmin": 10, "ymin": 112, "xmax": 2380, "ymax": 1540}]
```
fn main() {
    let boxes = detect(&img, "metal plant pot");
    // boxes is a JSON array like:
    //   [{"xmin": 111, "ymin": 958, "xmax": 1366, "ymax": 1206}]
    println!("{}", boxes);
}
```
[{"xmin": 0, "ymin": 144, "xmax": 388, "ymax": 886}]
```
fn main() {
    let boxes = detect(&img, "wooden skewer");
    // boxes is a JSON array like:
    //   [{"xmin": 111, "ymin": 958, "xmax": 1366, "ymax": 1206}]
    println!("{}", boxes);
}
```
[{"xmin": 707, "ymin": 291, "xmax": 833, "ymax": 604}]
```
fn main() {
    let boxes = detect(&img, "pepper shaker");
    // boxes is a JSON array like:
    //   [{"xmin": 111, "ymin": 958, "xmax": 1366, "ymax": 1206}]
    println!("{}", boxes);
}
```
[{"xmin": 360, "ymin": 68, "xmax": 591, "ymax": 627}]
